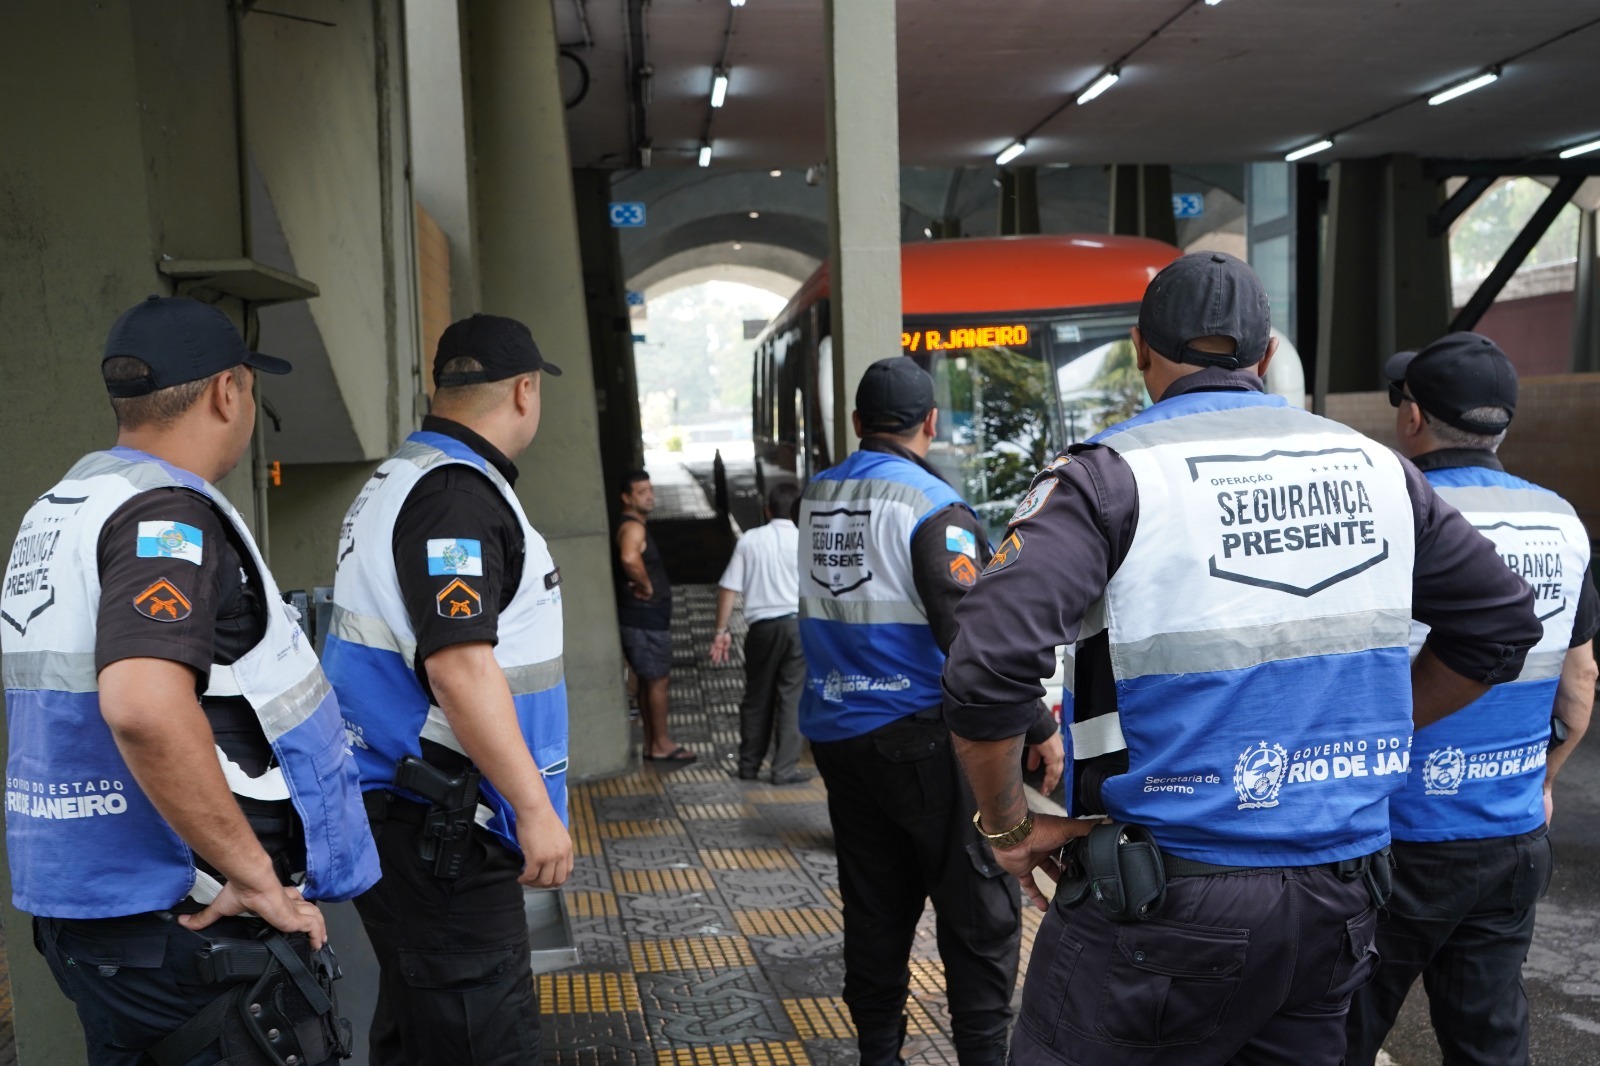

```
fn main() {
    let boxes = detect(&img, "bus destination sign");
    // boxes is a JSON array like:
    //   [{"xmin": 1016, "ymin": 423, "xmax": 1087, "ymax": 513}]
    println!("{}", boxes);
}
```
[{"xmin": 901, "ymin": 324, "xmax": 1030, "ymax": 352}]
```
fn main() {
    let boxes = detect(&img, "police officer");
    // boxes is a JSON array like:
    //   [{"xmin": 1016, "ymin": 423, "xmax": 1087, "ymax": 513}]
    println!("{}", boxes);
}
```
[
  {"xmin": 1343, "ymin": 333, "xmax": 1598, "ymax": 1066},
  {"xmin": 941, "ymin": 253, "xmax": 1544, "ymax": 1065},
  {"xmin": 798, "ymin": 357, "xmax": 1063, "ymax": 1066},
  {"xmin": 1, "ymin": 296, "xmax": 380, "ymax": 1065},
  {"xmin": 323, "ymin": 313, "xmax": 572, "ymax": 1063}
]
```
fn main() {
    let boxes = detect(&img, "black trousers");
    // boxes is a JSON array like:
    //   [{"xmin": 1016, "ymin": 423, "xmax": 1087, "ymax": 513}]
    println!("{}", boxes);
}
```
[
  {"xmin": 1011, "ymin": 866, "xmax": 1377, "ymax": 1066},
  {"xmin": 1343, "ymin": 828, "xmax": 1553, "ymax": 1066},
  {"xmin": 738, "ymin": 615, "xmax": 806, "ymax": 779},
  {"xmin": 811, "ymin": 713, "xmax": 1020, "ymax": 1066},
  {"xmin": 34, "ymin": 912, "xmax": 338, "ymax": 1066},
  {"xmin": 354, "ymin": 794, "xmax": 541, "ymax": 1065}
]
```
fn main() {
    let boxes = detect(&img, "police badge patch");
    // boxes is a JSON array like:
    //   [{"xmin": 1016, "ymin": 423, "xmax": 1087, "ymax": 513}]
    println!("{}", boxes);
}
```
[{"xmin": 1007, "ymin": 481, "xmax": 1056, "ymax": 526}]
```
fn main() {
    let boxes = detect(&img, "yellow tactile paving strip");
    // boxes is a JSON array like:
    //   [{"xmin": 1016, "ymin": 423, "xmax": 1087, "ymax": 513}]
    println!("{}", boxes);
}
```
[
  {"xmin": 734, "ymin": 909, "xmax": 843, "ymax": 939},
  {"xmin": 541, "ymin": 583, "xmax": 1046, "ymax": 1065},
  {"xmin": 629, "ymin": 937, "xmax": 759, "ymax": 973},
  {"xmin": 540, "ymin": 972, "xmax": 643, "ymax": 1014},
  {"xmin": 656, "ymin": 1042, "xmax": 811, "ymax": 1066}
]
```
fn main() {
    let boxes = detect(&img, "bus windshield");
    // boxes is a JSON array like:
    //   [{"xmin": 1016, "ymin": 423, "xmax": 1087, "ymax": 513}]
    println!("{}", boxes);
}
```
[{"xmin": 903, "ymin": 308, "xmax": 1142, "ymax": 541}]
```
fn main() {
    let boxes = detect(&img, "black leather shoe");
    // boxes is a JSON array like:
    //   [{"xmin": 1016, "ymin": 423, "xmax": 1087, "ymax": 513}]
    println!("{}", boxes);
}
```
[{"xmin": 770, "ymin": 770, "xmax": 815, "ymax": 786}]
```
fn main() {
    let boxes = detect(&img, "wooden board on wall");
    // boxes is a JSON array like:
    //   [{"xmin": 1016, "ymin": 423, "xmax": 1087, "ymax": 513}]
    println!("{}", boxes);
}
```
[
  {"xmin": 1326, "ymin": 373, "xmax": 1600, "ymax": 540},
  {"xmin": 415, "ymin": 201, "xmax": 451, "ymax": 397}
]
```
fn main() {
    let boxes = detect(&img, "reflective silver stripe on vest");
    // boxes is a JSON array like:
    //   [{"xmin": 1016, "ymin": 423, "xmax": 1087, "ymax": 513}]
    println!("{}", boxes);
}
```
[
  {"xmin": 1070, "ymin": 712, "xmax": 1127, "ymax": 759},
  {"xmin": 67, "ymin": 451, "xmax": 191, "ymax": 488},
  {"xmin": 257, "ymin": 668, "xmax": 334, "ymax": 742},
  {"xmin": 330, "ymin": 605, "xmax": 417, "ymax": 662},
  {"xmin": 1109, "ymin": 609, "xmax": 1412, "ymax": 679},
  {"xmin": 1519, "ymin": 649, "xmax": 1568, "ymax": 683},
  {"xmin": 800, "ymin": 597, "xmax": 930, "ymax": 626},
  {"xmin": 1433, "ymin": 485, "xmax": 1580, "ymax": 518},
  {"xmin": 2, "ymin": 650, "xmax": 98, "ymax": 693},
  {"xmin": 804, "ymin": 476, "xmax": 940, "ymax": 515},
  {"xmin": 505, "ymin": 658, "xmax": 564, "ymax": 696},
  {"xmin": 1101, "ymin": 403, "xmax": 1347, "ymax": 453}
]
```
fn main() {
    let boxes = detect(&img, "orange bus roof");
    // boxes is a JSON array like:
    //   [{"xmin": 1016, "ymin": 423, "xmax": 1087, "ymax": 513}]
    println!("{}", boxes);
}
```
[{"xmin": 788, "ymin": 234, "xmax": 1181, "ymax": 318}]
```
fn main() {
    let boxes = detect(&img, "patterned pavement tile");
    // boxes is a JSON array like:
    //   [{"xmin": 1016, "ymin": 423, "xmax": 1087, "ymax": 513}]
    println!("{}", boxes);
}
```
[{"xmin": 637, "ymin": 969, "xmax": 797, "ymax": 1045}]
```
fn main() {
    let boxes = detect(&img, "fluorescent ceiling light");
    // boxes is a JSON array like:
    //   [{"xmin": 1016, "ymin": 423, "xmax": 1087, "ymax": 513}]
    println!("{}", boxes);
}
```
[
  {"xmin": 1284, "ymin": 138, "xmax": 1333, "ymax": 162},
  {"xmin": 731, "ymin": 0, "xmax": 746, "ymax": 7},
  {"xmin": 1559, "ymin": 137, "xmax": 1600, "ymax": 159},
  {"xmin": 1428, "ymin": 69, "xmax": 1499, "ymax": 106},
  {"xmin": 995, "ymin": 141, "xmax": 1026, "ymax": 166},
  {"xmin": 698, "ymin": 143, "xmax": 712, "ymax": 167},
  {"xmin": 1205, "ymin": 0, "xmax": 1223, "ymax": 5},
  {"xmin": 1077, "ymin": 68, "xmax": 1120, "ymax": 106},
  {"xmin": 711, "ymin": 70, "xmax": 729, "ymax": 108}
]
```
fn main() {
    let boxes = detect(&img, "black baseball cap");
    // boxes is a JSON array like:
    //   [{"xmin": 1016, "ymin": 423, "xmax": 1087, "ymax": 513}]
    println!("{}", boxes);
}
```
[
  {"xmin": 856, "ymin": 357, "xmax": 935, "ymax": 433},
  {"xmin": 434, "ymin": 313, "xmax": 562, "ymax": 387},
  {"xmin": 1384, "ymin": 332, "xmax": 1516, "ymax": 434},
  {"xmin": 1138, "ymin": 251, "xmax": 1272, "ymax": 370},
  {"xmin": 102, "ymin": 296, "xmax": 292, "ymax": 397}
]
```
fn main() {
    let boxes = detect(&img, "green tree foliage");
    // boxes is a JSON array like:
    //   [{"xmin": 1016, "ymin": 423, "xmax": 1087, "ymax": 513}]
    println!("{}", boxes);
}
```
[
  {"xmin": 636, "ymin": 282, "xmax": 789, "ymax": 424},
  {"xmin": 1451, "ymin": 178, "xmax": 1580, "ymax": 292}
]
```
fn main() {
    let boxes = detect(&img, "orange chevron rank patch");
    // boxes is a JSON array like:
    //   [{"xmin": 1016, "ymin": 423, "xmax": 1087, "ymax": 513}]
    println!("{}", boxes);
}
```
[
  {"xmin": 437, "ymin": 577, "xmax": 483, "ymax": 619},
  {"xmin": 133, "ymin": 578, "xmax": 193, "ymax": 622},
  {"xmin": 984, "ymin": 530, "xmax": 1024, "ymax": 574},
  {"xmin": 949, "ymin": 554, "xmax": 978, "ymax": 588}
]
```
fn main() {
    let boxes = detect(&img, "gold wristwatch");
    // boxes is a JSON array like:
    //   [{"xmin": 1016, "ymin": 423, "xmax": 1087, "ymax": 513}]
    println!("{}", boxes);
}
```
[{"xmin": 972, "ymin": 808, "xmax": 1034, "ymax": 850}]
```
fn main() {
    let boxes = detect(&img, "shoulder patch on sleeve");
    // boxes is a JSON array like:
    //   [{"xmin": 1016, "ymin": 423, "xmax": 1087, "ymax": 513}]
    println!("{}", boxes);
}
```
[
  {"xmin": 949, "ymin": 554, "xmax": 978, "ymax": 587},
  {"xmin": 1008, "ymin": 481, "xmax": 1057, "ymax": 526},
  {"xmin": 136, "ymin": 521, "xmax": 204, "ymax": 566},
  {"xmin": 436, "ymin": 578, "xmax": 484, "ymax": 618},
  {"xmin": 984, "ymin": 530, "xmax": 1024, "ymax": 575},
  {"xmin": 1046, "ymin": 454, "xmax": 1073, "ymax": 473},
  {"xmin": 945, "ymin": 525, "xmax": 977, "ymax": 559},
  {"xmin": 427, "ymin": 538, "xmax": 484, "ymax": 576},
  {"xmin": 133, "ymin": 578, "xmax": 193, "ymax": 622}
]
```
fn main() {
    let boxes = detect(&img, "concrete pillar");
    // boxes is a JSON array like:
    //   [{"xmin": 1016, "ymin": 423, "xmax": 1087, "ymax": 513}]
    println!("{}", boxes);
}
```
[
  {"xmin": 1110, "ymin": 164, "xmax": 1178, "ymax": 246},
  {"xmin": 572, "ymin": 168, "xmax": 646, "ymax": 531},
  {"xmin": 0, "ymin": 2, "xmax": 265, "ymax": 1056},
  {"xmin": 464, "ymin": 0, "xmax": 630, "ymax": 777},
  {"xmin": 1316, "ymin": 155, "xmax": 1450, "ymax": 397},
  {"xmin": 824, "ymin": 0, "xmax": 903, "ymax": 465},
  {"xmin": 998, "ymin": 166, "xmax": 1041, "ymax": 236},
  {"xmin": 1572, "ymin": 209, "xmax": 1599, "ymax": 372}
]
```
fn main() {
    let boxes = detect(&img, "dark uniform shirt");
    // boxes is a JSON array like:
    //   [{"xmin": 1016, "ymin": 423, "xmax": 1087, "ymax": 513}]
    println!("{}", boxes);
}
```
[
  {"xmin": 95, "ymin": 487, "xmax": 302, "ymax": 878},
  {"xmin": 862, "ymin": 437, "xmax": 1057, "ymax": 744},
  {"xmin": 393, "ymin": 416, "xmax": 524, "ymax": 703},
  {"xmin": 941, "ymin": 368, "xmax": 1543, "ymax": 805},
  {"xmin": 1410, "ymin": 447, "xmax": 1600, "ymax": 648}
]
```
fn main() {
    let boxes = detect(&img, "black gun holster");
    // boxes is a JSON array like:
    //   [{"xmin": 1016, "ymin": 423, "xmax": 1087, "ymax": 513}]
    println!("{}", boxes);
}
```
[
  {"xmin": 149, "ymin": 931, "xmax": 352, "ymax": 1066},
  {"xmin": 1054, "ymin": 822, "xmax": 1168, "ymax": 922},
  {"xmin": 394, "ymin": 754, "xmax": 483, "ymax": 880}
]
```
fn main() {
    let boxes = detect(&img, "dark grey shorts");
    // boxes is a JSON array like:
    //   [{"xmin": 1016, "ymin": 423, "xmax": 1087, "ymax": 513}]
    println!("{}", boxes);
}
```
[{"xmin": 619, "ymin": 625, "xmax": 673, "ymax": 680}]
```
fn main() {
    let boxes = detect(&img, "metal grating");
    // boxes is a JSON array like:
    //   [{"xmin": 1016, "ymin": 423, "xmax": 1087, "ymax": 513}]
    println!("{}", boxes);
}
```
[
  {"xmin": 566, "ymin": 891, "xmax": 621, "ymax": 918},
  {"xmin": 613, "ymin": 868, "xmax": 718, "ymax": 894},
  {"xmin": 677, "ymin": 803, "xmax": 760, "ymax": 822}
]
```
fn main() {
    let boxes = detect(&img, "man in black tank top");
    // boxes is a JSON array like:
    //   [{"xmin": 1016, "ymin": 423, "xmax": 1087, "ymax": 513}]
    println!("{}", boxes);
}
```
[{"xmin": 615, "ymin": 470, "xmax": 696, "ymax": 763}]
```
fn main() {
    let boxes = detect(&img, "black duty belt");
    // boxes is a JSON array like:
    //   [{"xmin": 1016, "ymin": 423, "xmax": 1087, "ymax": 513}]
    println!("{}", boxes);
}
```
[{"xmin": 1057, "ymin": 822, "xmax": 1394, "ymax": 921}]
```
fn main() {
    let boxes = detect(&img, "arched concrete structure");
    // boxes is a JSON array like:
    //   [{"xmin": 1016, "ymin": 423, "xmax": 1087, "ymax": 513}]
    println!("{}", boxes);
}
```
[{"xmin": 632, "ymin": 241, "xmax": 814, "ymax": 301}]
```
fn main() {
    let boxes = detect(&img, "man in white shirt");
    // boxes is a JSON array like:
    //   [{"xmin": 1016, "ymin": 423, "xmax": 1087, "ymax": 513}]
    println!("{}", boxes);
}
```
[{"xmin": 710, "ymin": 481, "xmax": 811, "ymax": 784}]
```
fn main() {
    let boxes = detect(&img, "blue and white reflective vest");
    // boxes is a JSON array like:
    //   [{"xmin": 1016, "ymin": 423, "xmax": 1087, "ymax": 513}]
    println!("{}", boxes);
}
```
[
  {"xmin": 322, "ymin": 432, "xmax": 568, "ymax": 850},
  {"xmin": 1391, "ymin": 464, "xmax": 1588, "ymax": 842},
  {"xmin": 797, "ymin": 448, "xmax": 976, "ymax": 741},
  {"xmin": 0, "ymin": 449, "xmax": 380, "ymax": 919},
  {"xmin": 1069, "ymin": 391, "xmax": 1418, "ymax": 866}
]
